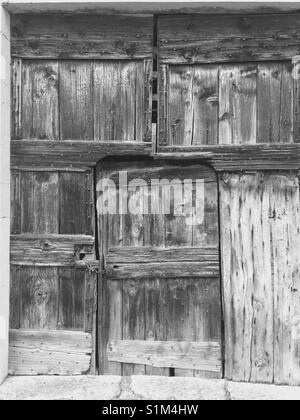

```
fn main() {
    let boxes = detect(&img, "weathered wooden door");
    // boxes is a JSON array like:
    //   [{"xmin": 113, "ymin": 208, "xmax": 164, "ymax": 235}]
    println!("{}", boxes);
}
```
[{"xmin": 97, "ymin": 160, "xmax": 222, "ymax": 377}]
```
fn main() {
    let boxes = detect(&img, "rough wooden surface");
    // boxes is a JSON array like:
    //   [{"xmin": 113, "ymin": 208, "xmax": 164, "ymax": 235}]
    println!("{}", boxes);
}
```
[
  {"xmin": 12, "ymin": 14, "xmax": 153, "ymax": 59},
  {"xmin": 107, "ymin": 340, "xmax": 221, "ymax": 372},
  {"xmin": 155, "ymin": 144, "xmax": 300, "ymax": 171},
  {"xmin": 97, "ymin": 161, "xmax": 221, "ymax": 377},
  {"xmin": 159, "ymin": 62, "xmax": 295, "ymax": 146},
  {"xmin": 11, "ymin": 170, "xmax": 94, "ymax": 234},
  {"xmin": 9, "ymin": 329, "xmax": 92, "ymax": 375},
  {"xmin": 220, "ymin": 172, "xmax": 300, "ymax": 385},
  {"xmin": 158, "ymin": 14, "xmax": 300, "ymax": 64},
  {"xmin": 10, "ymin": 234, "xmax": 95, "ymax": 266},
  {"xmin": 11, "ymin": 141, "xmax": 152, "ymax": 169},
  {"xmin": 13, "ymin": 59, "xmax": 153, "ymax": 142}
]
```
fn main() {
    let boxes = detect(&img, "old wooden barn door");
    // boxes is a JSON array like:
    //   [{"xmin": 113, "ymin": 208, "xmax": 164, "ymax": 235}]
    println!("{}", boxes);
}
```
[{"xmin": 97, "ymin": 160, "xmax": 222, "ymax": 377}]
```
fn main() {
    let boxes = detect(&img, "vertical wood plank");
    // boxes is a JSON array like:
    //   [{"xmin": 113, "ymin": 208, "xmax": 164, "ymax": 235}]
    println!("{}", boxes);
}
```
[
  {"xmin": 20, "ymin": 172, "xmax": 34, "ymax": 233},
  {"xmin": 192, "ymin": 66, "xmax": 219, "ymax": 145},
  {"xmin": 257, "ymin": 63, "xmax": 293, "ymax": 143},
  {"xmin": 58, "ymin": 267, "xmax": 85, "ymax": 330},
  {"xmin": 20, "ymin": 267, "xmax": 59, "ymax": 329},
  {"xmin": 59, "ymin": 172, "xmax": 92, "ymax": 235},
  {"xmin": 59, "ymin": 61, "xmax": 94, "ymax": 140},
  {"xmin": 219, "ymin": 65, "xmax": 257, "ymax": 144},
  {"xmin": 31, "ymin": 62, "xmax": 59, "ymax": 140},
  {"xmin": 21, "ymin": 62, "xmax": 34, "ymax": 139},
  {"xmin": 122, "ymin": 279, "xmax": 146, "ymax": 375},
  {"xmin": 168, "ymin": 66, "xmax": 194, "ymax": 146},
  {"xmin": 94, "ymin": 61, "xmax": 148, "ymax": 142},
  {"xmin": 143, "ymin": 59, "xmax": 153, "ymax": 143},
  {"xmin": 158, "ymin": 64, "xmax": 169, "ymax": 146},
  {"xmin": 12, "ymin": 59, "xmax": 22, "ymax": 140},
  {"xmin": 272, "ymin": 175, "xmax": 300, "ymax": 385},
  {"xmin": 33, "ymin": 172, "xmax": 59, "ymax": 234},
  {"xmin": 10, "ymin": 170, "xmax": 21, "ymax": 234},
  {"xmin": 220, "ymin": 173, "xmax": 274, "ymax": 383},
  {"xmin": 10, "ymin": 266, "xmax": 20, "ymax": 330}
]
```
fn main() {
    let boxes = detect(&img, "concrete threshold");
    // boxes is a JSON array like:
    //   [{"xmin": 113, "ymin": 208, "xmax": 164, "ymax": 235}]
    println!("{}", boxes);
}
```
[{"xmin": 0, "ymin": 376, "xmax": 300, "ymax": 400}]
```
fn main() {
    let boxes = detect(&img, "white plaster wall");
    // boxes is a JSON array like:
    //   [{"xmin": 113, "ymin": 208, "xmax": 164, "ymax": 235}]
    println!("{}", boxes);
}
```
[{"xmin": 0, "ymin": 4, "xmax": 10, "ymax": 385}]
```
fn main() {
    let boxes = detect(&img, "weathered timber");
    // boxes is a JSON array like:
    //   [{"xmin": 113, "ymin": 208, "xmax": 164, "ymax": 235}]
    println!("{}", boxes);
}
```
[
  {"xmin": 107, "ymin": 340, "xmax": 222, "ymax": 372},
  {"xmin": 158, "ymin": 14, "xmax": 300, "ymax": 64},
  {"xmin": 98, "ymin": 161, "xmax": 221, "ymax": 377},
  {"xmin": 106, "ymin": 262, "xmax": 219, "ymax": 281},
  {"xmin": 11, "ymin": 141, "xmax": 152, "ymax": 169},
  {"xmin": 10, "ymin": 234, "xmax": 95, "ymax": 266},
  {"xmin": 155, "ymin": 144, "xmax": 300, "ymax": 171},
  {"xmin": 220, "ymin": 172, "xmax": 300, "ymax": 385},
  {"xmin": 11, "ymin": 14, "xmax": 153, "ymax": 59},
  {"xmin": 159, "ymin": 62, "xmax": 294, "ymax": 146},
  {"xmin": 106, "ymin": 246, "xmax": 219, "ymax": 264},
  {"xmin": 9, "ymin": 329, "xmax": 92, "ymax": 375}
]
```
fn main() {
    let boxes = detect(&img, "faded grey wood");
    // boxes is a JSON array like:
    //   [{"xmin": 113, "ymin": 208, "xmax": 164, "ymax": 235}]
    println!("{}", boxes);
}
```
[
  {"xmin": 158, "ymin": 14, "xmax": 300, "ymax": 64},
  {"xmin": 12, "ymin": 14, "xmax": 153, "ymax": 59},
  {"xmin": 10, "ymin": 234, "xmax": 95, "ymax": 266},
  {"xmin": 11, "ymin": 141, "xmax": 152, "ymax": 169},
  {"xmin": 9, "ymin": 329, "xmax": 92, "ymax": 375},
  {"xmin": 107, "ymin": 340, "xmax": 222, "ymax": 372}
]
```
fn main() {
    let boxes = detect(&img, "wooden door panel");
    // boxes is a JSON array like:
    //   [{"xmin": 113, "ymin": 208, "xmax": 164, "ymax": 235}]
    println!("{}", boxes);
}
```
[{"xmin": 97, "ymin": 160, "xmax": 222, "ymax": 377}]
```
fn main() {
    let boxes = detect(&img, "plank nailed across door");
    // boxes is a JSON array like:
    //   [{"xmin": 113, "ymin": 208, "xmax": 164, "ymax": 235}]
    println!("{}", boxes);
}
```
[
  {"xmin": 220, "ymin": 172, "xmax": 300, "ymax": 385},
  {"xmin": 158, "ymin": 13, "xmax": 300, "ymax": 64},
  {"xmin": 10, "ymin": 234, "xmax": 95, "ymax": 266},
  {"xmin": 9, "ymin": 329, "xmax": 92, "ymax": 375},
  {"xmin": 13, "ymin": 59, "xmax": 152, "ymax": 142},
  {"xmin": 159, "ymin": 61, "xmax": 294, "ymax": 146},
  {"xmin": 107, "ymin": 340, "xmax": 222, "ymax": 372}
]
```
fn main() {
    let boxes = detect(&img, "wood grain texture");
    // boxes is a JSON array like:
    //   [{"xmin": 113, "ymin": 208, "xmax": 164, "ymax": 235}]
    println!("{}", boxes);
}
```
[
  {"xmin": 220, "ymin": 172, "xmax": 300, "ymax": 385},
  {"xmin": 59, "ymin": 61, "xmax": 94, "ymax": 140},
  {"xmin": 158, "ymin": 14, "xmax": 300, "ymax": 64},
  {"xmin": 11, "ymin": 141, "xmax": 152, "ymax": 169},
  {"xmin": 159, "ymin": 62, "xmax": 295, "ymax": 146},
  {"xmin": 257, "ymin": 63, "xmax": 293, "ymax": 144},
  {"xmin": 9, "ymin": 329, "xmax": 92, "ymax": 375},
  {"xmin": 14, "ymin": 59, "xmax": 152, "ymax": 142},
  {"xmin": 155, "ymin": 144, "xmax": 300, "ymax": 171},
  {"xmin": 10, "ymin": 234, "xmax": 95, "ymax": 266},
  {"xmin": 108, "ymin": 340, "xmax": 221, "ymax": 372},
  {"xmin": 94, "ymin": 61, "xmax": 152, "ymax": 142},
  {"xmin": 97, "ymin": 160, "xmax": 221, "ymax": 377},
  {"xmin": 12, "ymin": 14, "xmax": 153, "ymax": 59}
]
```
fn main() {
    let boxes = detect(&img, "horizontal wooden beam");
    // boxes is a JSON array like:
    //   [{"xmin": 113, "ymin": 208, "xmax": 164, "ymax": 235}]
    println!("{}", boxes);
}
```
[
  {"xmin": 11, "ymin": 140, "xmax": 152, "ymax": 169},
  {"xmin": 10, "ymin": 234, "xmax": 95, "ymax": 266},
  {"xmin": 11, "ymin": 14, "xmax": 153, "ymax": 59},
  {"xmin": 107, "ymin": 246, "xmax": 219, "ymax": 264},
  {"xmin": 9, "ymin": 329, "xmax": 92, "ymax": 375},
  {"xmin": 107, "ymin": 339, "xmax": 222, "ymax": 372},
  {"xmin": 156, "ymin": 144, "xmax": 300, "ymax": 171},
  {"xmin": 158, "ymin": 13, "xmax": 300, "ymax": 64},
  {"xmin": 106, "ymin": 262, "xmax": 219, "ymax": 280}
]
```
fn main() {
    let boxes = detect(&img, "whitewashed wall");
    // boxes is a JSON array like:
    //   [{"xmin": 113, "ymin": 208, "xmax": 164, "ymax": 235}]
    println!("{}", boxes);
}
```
[{"xmin": 0, "ymin": 4, "xmax": 10, "ymax": 385}]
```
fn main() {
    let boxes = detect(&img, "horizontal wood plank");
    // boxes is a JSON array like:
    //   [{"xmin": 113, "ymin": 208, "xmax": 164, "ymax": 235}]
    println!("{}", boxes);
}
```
[
  {"xmin": 156, "ymin": 144, "xmax": 300, "ymax": 171},
  {"xmin": 107, "ymin": 340, "xmax": 222, "ymax": 372},
  {"xmin": 11, "ymin": 141, "xmax": 152, "ymax": 169},
  {"xmin": 10, "ymin": 234, "xmax": 95, "ymax": 266},
  {"xmin": 12, "ymin": 14, "xmax": 153, "ymax": 59},
  {"xmin": 158, "ymin": 14, "xmax": 300, "ymax": 64},
  {"xmin": 9, "ymin": 329, "xmax": 92, "ymax": 375},
  {"xmin": 107, "ymin": 246, "xmax": 219, "ymax": 264},
  {"xmin": 106, "ymin": 262, "xmax": 219, "ymax": 280}
]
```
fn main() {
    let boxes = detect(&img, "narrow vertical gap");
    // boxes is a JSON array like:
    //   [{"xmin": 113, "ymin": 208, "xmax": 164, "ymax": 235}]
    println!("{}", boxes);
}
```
[
  {"xmin": 93, "ymin": 166, "xmax": 100, "ymax": 374},
  {"xmin": 170, "ymin": 368, "xmax": 175, "ymax": 376},
  {"xmin": 217, "ymin": 173, "xmax": 226, "ymax": 379},
  {"xmin": 152, "ymin": 15, "xmax": 158, "ymax": 152}
]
